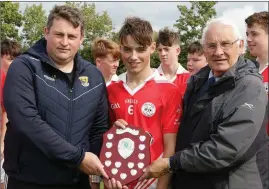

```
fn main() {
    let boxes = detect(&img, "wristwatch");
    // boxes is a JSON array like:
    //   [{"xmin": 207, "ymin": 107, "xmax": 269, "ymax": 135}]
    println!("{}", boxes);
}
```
[
  {"xmin": 89, "ymin": 175, "xmax": 101, "ymax": 183},
  {"xmin": 167, "ymin": 157, "xmax": 173, "ymax": 173}
]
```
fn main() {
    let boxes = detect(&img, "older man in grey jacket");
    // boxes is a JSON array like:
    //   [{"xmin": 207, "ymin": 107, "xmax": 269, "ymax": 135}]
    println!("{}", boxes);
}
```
[{"xmin": 139, "ymin": 17, "xmax": 269, "ymax": 189}]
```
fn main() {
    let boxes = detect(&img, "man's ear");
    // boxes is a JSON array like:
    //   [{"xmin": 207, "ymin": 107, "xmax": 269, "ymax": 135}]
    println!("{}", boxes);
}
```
[
  {"xmin": 239, "ymin": 40, "xmax": 244, "ymax": 49},
  {"xmin": 80, "ymin": 34, "xmax": 84, "ymax": 46},
  {"xmin": 239, "ymin": 40, "xmax": 245, "ymax": 54},
  {"xmin": 44, "ymin": 27, "xmax": 49, "ymax": 40}
]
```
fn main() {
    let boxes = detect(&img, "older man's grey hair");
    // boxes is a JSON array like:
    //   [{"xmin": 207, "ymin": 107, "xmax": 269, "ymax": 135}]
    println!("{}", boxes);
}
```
[{"xmin": 201, "ymin": 17, "xmax": 242, "ymax": 45}]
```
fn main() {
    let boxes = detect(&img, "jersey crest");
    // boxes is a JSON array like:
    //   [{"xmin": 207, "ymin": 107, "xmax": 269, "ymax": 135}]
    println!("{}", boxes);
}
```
[{"xmin": 141, "ymin": 102, "xmax": 156, "ymax": 117}]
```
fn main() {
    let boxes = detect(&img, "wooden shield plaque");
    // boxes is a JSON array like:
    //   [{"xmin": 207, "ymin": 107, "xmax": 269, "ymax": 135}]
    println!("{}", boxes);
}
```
[{"xmin": 100, "ymin": 125, "xmax": 151, "ymax": 185}]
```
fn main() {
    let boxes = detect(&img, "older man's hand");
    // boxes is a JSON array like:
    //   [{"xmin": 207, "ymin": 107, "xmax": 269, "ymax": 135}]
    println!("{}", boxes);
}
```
[{"xmin": 139, "ymin": 158, "xmax": 170, "ymax": 181}]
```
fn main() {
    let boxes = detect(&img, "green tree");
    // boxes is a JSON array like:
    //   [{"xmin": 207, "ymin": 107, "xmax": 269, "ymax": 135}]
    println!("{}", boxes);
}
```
[
  {"xmin": 244, "ymin": 47, "xmax": 256, "ymax": 61},
  {"xmin": 65, "ymin": 2, "xmax": 113, "ymax": 62},
  {"xmin": 150, "ymin": 51, "xmax": 160, "ymax": 68},
  {"xmin": 107, "ymin": 31, "xmax": 124, "ymax": 74},
  {"xmin": 22, "ymin": 4, "xmax": 47, "ymax": 49},
  {"xmin": 174, "ymin": 2, "xmax": 217, "ymax": 68},
  {"xmin": 151, "ymin": 30, "xmax": 160, "ymax": 68},
  {"xmin": 110, "ymin": 31, "xmax": 119, "ymax": 43},
  {"xmin": 79, "ymin": 46, "xmax": 93, "ymax": 63},
  {"xmin": 0, "ymin": 1, "xmax": 23, "ymax": 41},
  {"xmin": 116, "ymin": 60, "xmax": 126, "ymax": 75}
]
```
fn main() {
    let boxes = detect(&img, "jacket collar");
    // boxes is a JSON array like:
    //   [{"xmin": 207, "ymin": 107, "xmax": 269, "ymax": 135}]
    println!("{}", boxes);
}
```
[
  {"xmin": 191, "ymin": 55, "xmax": 260, "ymax": 93},
  {"xmin": 183, "ymin": 55, "xmax": 260, "ymax": 120}
]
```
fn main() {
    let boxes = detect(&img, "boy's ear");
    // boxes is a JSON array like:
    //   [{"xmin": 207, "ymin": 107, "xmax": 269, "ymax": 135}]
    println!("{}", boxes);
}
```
[
  {"xmin": 95, "ymin": 58, "xmax": 101, "ymax": 66},
  {"xmin": 120, "ymin": 45, "xmax": 124, "ymax": 52},
  {"xmin": 176, "ymin": 46, "xmax": 181, "ymax": 56},
  {"xmin": 150, "ymin": 42, "xmax": 156, "ymax": 54}
]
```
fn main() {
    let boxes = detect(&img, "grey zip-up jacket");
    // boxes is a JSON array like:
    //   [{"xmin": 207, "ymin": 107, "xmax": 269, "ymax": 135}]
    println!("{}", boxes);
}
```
[{"xmin": 170, "ymin": 56, "xmax": 269, "ymax": 189}]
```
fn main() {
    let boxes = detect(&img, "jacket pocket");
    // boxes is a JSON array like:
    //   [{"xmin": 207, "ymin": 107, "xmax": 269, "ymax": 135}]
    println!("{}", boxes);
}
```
[{"xmin": 3, "ymin": 126, "xmax": 23, "ymax": 173}]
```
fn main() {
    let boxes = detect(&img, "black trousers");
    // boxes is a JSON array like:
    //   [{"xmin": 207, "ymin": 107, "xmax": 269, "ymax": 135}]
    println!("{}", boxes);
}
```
[{"xmin": 7, "ymin": 177, "xmax": 90, "ymax": 189}]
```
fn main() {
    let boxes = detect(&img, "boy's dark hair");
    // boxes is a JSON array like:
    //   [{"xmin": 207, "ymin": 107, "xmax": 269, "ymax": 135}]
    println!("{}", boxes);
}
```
[
  {"xmin": 245, "ymin": 11, "xmax": 268, "ymax": 33},
  {"xmin": 91, "ymin": 38, "xmax": 120, "ymax": 60},
  {"xmin": 187, "ymin": 41, "xmax": 204, "ymax": 55},
  {"xmin": 1, "ymin": 39, "xmax": 21, "ymax": 58},
  {"xmin": 119, "ymin": 17, "xmax": 153, "ymax": 47},
  {"xmin": 47, "ymin": 5, "xmax": 85, "ymax": 35},
  {"xmin": 156, "ymin": 27, "xmax": 180, "ymax": 47}
]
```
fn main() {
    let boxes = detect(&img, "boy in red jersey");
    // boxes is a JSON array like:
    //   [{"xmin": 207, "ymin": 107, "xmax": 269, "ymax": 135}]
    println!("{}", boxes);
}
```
[
  {"xmin": 245, "ymin": 11, "xmax": 268, "ymax": 135},
  {"xmin": 0, "ymin": 39, "xmax": 21, "ymax": 189},
  {"xmin": 155, "ymin": 27, "xmax": 189, "ymax": 96},
  {"xmin": 0, "ymin": 70, "xmax": 5, "ymax": 116},
  {"xmin": 0, "ymin": 70, "xmax": 5, "ymax": 189},
  {"xmin": 106, "ymin": 17, "xmax": 182, "ymax": 189}
]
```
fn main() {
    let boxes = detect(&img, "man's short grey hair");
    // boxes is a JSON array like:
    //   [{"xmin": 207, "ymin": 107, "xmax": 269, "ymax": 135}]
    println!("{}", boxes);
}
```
[{"xmin": 201, "ymin": 17, "xmax": 242, "ymax": 45}]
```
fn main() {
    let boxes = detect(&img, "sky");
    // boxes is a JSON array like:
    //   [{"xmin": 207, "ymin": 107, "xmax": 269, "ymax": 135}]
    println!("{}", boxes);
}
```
[{"xmin": 18, "ymin": 1, "xmax": 268, "ymax": 42}]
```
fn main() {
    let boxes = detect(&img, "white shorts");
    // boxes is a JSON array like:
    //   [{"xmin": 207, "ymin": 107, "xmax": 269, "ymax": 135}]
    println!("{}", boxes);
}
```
[{"xmin": 1, "ymin": 158, "xmax": 5, "ymax": 183}]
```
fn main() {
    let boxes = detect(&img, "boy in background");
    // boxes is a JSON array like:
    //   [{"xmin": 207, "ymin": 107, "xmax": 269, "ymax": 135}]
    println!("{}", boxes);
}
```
[
  {"xmin": 186, "ymin": 41, "xmax": 207, "ymax": 76},
  {"xmin": 92, "ymin": 38, "xmax": 120, "ymax": 87},
  {"xmin": 156, "ymin": 27, "xmax": 189, "ymax": 96}
]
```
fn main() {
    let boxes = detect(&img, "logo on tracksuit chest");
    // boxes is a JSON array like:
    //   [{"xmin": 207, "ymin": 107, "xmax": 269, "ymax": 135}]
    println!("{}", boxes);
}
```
[{"xmin": 79, "ymin": 76, "xmax": 89, "ymax": 87}]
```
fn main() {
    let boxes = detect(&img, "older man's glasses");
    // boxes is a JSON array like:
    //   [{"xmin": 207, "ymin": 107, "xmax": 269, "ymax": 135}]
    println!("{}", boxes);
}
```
[{"xmin": 204, "ymin": 39, "xmax": 239, "ymax": 52}]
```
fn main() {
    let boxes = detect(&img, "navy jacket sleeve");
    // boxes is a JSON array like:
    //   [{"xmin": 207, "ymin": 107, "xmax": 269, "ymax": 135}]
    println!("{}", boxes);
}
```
[
  {"xmin": 89, "ymin": 76, "xmax": 110, "ymax": 156},
  {"xmin": 3, "ymin": 57, "xmax": 84, "ymax": 167}
]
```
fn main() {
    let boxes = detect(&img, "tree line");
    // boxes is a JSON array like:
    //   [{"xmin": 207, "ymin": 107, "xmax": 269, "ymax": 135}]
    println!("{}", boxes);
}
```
[{"xmin": 0, "ymin": 1, "xmax": 255, "ymax": 74}]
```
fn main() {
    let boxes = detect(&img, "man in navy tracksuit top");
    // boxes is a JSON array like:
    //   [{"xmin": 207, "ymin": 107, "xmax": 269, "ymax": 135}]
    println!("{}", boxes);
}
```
[{"xmin": 3, "ymin": 5, "xmax": 110, "ymax": 189}]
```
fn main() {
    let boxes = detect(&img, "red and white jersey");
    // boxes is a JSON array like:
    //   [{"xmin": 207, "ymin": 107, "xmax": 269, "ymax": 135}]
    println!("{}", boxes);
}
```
[
  {"xmin": 260, "ymin": 64, "xmax": 268, "ymax": 95},
  {"xmin": 106, "ymin": 74, "xmax": 119, "ymax": 87},
  {"xmin": 259, "ymin": 63, "xmax": 268, "ymax": 135},
  {"xmin": 1, "ymin": 70, "xmax": 6, "ymax": 112},
  {"xmin": 157, "ymin": 64, "xmax": 190, "ymax": 96},
  {"xmin": 107, "ymin": 71, "xmax": 183, "ymax": 189}
]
